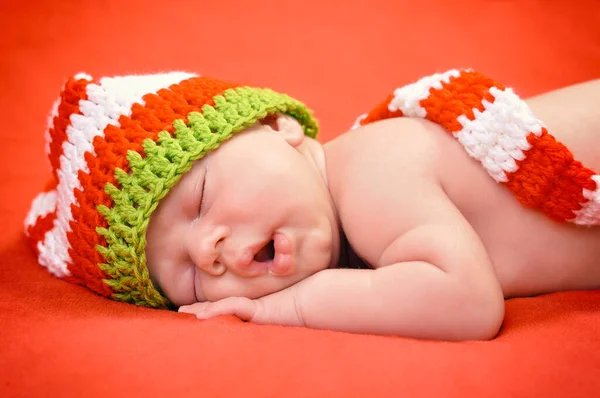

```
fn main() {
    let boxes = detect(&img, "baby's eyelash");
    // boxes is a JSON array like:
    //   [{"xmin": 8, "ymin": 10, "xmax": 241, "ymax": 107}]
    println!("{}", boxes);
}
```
[{"xmin": 199, "ymin": 168, "xmax": 207, "ymax": 213}]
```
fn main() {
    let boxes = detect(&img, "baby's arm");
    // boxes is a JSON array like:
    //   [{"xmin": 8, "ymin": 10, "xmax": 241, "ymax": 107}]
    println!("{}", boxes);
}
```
[
  {"xmin": 181, "ymin": 178, "xmax": 505, "ymax": 341},
  {"xmin": 263, "ymin": 180, "xmax": 503, "ymax": 340}
]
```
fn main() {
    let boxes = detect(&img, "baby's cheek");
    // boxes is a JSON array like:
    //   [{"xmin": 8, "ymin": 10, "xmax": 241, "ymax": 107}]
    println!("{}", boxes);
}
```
[{"xmin": 159, "ymin": 266, "xmax": 197, "ymax": 307}]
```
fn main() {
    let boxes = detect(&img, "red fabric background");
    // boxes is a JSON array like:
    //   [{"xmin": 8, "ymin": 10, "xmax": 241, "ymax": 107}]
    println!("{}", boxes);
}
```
[{"xmin": 1, "ymin": 1, "xmax": 599, "ymax": 397}]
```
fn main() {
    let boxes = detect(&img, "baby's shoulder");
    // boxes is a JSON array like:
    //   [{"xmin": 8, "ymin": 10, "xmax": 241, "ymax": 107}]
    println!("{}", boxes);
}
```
[
  {"xmin": 324, "ymin": 117, "xmax": 452, "ymax": 265},
  {"xmin": 325, "ymin": 117, "xmax": 447, "ymax": 183}
]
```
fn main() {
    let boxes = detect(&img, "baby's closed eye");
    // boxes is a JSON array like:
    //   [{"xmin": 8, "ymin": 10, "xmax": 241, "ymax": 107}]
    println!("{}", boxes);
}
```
[{"xmin": 197, "ymin": 166, "xmax": 208, "ymax": 215}]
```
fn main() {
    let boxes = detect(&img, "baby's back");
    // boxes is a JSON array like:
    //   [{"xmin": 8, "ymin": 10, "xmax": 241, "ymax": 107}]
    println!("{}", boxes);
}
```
[
  {"xmin": 326, "ymin": 110, "xmax": 600, "ymax": 299},
  {"xmin": 438, "ymin": 117, "xmax": 600, "ymax": 298},
  {"xmin": 447, "ymin": 82, "xmax": 600, "ymax": 298}
]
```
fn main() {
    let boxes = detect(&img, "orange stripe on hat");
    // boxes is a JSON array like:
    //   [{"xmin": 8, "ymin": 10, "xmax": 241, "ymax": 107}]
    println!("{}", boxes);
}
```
[
  {"xmin": 26, "ymin": 213, "xmax": 56, "ymax": 255},
  {"xmin": 66, "ymin": 77, "xmax": 239, "ymax": 295},
  {"xmin": 27, "ymin": 78, "xmax": 91, "ymax": 252},
  {"xmin": 25, "ymin": 178, "xmax": 59, "ymax": 249},
  {"xmin": 48, "ymin": 76, "xmax": 92, "ymax": 180}
]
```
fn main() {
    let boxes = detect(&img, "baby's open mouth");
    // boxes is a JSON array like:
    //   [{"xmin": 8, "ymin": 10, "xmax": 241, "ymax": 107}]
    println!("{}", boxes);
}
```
[{"xmin": 253, "ymin": 240, "xmax": 275, "ymax": 263}]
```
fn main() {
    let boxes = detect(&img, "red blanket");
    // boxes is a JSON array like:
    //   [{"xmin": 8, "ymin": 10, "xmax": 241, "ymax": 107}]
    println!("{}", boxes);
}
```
[{"xmin": 2, "ymin": 1, "xmax": 599, "ymax": 396}]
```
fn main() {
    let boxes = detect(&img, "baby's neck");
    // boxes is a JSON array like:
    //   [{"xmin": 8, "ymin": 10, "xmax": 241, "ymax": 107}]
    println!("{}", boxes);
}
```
[
  {"xmin": 299, "ymin": 137, "xmax": 346, "ymax": 269},
  {"xmin": 309, "ymin": 136, "xmax": 370, "ymax": 270}
]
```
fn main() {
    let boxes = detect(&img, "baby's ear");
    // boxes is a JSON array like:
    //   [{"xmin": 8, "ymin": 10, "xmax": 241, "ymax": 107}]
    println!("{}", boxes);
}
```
[{"xmin": 261, "ymin": 114, "xmax": 304, "ymax": 147}]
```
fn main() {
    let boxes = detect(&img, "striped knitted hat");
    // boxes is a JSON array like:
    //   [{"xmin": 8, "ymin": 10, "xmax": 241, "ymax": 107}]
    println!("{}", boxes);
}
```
[
  {"xmin": 24, "ymin": 72, "xmax": 318, "ymax": 309},
  {"xmin": 353, "ymin": 69, "xmax": 600, "ymax": 226}
]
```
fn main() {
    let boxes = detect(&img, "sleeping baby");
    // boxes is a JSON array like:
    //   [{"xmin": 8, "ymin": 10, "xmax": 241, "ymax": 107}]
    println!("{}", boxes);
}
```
[{"xmin": 25, "ymin": 70, "xmax": 600, "ymax": 340}]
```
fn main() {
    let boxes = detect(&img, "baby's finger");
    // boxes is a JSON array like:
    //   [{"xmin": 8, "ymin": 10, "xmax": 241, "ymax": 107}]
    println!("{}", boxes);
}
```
[
  {"xmin": 199, "ymin": 297, "xmax": 257, "ymax": 321},
  {"xmin": 178, "ymin": 302, "xmax": 209, "ymax": 315}
]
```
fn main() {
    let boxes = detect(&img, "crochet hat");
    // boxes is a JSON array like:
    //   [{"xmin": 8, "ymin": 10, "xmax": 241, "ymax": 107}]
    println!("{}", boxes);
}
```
[
  {"xmin": 352, "ymin": 69, "xmax": 600, "ymax": 226},
  {"xmin": 24, "ymin": 72, "xmax": 319, "ymax": 309}
]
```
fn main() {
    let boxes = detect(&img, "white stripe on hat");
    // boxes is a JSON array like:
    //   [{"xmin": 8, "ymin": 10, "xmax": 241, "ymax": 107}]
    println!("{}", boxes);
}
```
[
  {"xmin": 36, "ymin": 72, "xmax": 197, "ymax": 278},
  {"xmin": 24, "ymin": 190, "xmax": 58, "ymax": 229},
  {"xmin": 45, "ymin": 97, "xmax": 62, "ymax": 156}
]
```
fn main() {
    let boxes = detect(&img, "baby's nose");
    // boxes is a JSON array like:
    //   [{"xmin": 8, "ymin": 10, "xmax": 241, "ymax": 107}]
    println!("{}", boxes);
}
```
[{"xmin": 188, "ymin": 225, "xmax": 230, "ymax": 276}]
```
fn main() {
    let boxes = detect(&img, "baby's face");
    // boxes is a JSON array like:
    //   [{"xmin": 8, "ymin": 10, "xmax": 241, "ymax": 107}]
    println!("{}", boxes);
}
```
[{"xmin": 145, "ymin": 115, "xmax": 340, "ymax": 307}]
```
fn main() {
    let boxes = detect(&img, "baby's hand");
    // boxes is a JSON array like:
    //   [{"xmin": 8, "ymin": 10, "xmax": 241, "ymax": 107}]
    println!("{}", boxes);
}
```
[{"xmin": 178, "ymin": 285, "xmax": 305, "ymax": 327}]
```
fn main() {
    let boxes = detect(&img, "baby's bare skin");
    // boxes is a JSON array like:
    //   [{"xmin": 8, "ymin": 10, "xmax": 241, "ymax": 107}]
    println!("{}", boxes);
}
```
[
  {"xmin": 329, "ymin": 115, "xmax": 600, "ymax": 301},
  {"xmin": 171, "ymin": 79, "xmax": 600, "ymax": 340},
  {"xmin": 450, "ymin": 80, "xmax": 600, "ymax": 298}
]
